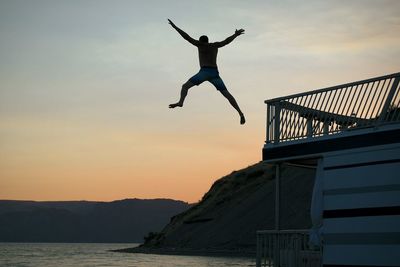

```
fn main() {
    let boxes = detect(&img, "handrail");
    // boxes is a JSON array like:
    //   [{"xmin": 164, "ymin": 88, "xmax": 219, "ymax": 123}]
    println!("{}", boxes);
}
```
[
  {"xmin": 265, "ymin": 72, "xmax": 400, "ymax": 144},
  {"xmin": 257, "ymin": 229, "xmax": 309, "ymax": 234},
  {"xmin": 265, "ymin": 72, "xmax": 400, "ymax": 104}
]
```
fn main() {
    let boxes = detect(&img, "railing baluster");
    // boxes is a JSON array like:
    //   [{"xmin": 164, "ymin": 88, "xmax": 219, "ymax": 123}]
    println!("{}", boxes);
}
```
[
  {"xmin": 303, "ymin": 95, "xmax": 315, "ymax": 138},
  {"xmin": 321, "ymin": 90, "xmax": 334, "ymax": 135},
  {"xmin": 391, "ymin": 89, "xmax": 400, "ymax": 122},
  {"xmin": 268, "ymin": 234, "xmax": 272, "ymax": 267},
  {"xmin": 347, "ymin": 83, "xmax": 364, "ymax": 126},
  {"xmin": 379, "ymin": 77, "xmax": 400, "ymax": 122},
  {"xmin": 256, "ymin": 233, "xmax": 261, "ymax": 267},
  {"xmin": 363, "ymin": 81, "xmax": 380, "ymax": 124},
  {"xmin": 375, "ymin": 79, "xmax": 389, "ymax": 115},
  {"xmin": 338, "ymin": 85, "xmax": 354, "ymax": 122},
  {"xmin": 355, "ymin": 82, "xmax": 370, "ymax": 119},
  {"xmin": 361, "ymin": 81, "xmax": 376, "ymax": 121}
]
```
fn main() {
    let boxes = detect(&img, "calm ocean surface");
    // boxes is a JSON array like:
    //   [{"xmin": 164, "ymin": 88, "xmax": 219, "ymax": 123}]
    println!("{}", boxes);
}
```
[{"xmin": 0, "ymin": 243, "xmax": 255, "ymax": 267}]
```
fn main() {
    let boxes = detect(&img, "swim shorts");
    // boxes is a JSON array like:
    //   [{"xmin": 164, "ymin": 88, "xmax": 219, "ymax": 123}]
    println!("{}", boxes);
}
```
[{"xmin": 189, "ymin": 67, "xmax": 227, "ymax": 91}]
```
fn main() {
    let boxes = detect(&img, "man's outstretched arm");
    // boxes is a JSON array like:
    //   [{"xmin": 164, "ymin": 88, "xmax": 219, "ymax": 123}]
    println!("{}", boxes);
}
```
[
  {"xmin": 168, "ymin": 19, "xmax": 199, "ymax": 46},
  {"xmin": 215, "ymin": 29, "xmax": 245, "ymax": 47}
]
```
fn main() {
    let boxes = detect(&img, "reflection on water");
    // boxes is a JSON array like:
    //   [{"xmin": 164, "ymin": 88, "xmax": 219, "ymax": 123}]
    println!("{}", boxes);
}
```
[{"xmin": 0, "ymin": 243, "xmax": 255, "ymax": 267}]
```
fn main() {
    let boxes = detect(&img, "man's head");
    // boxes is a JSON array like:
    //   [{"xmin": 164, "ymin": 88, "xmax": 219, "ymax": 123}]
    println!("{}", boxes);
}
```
[{"xmin": 199, "ymin": 35, "xmax": 209, "ymax": 43}]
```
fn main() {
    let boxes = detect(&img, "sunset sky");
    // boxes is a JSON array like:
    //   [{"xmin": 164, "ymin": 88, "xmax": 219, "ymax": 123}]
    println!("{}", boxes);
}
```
[{"xmin": 1, "ymin": 0, "xmax": 399, "ymax": 203}]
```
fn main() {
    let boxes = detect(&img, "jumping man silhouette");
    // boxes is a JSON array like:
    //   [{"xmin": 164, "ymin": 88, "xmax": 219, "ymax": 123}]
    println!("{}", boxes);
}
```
[{"xmin": 168, "ymin": 19, "xmax": 246, "ymax": 125}]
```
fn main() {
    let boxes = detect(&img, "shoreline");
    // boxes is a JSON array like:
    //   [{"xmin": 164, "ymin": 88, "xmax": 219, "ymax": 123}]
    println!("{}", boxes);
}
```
[{"xmin": 112, "ymin": 246, "xmax": 256, "ymax": 258}]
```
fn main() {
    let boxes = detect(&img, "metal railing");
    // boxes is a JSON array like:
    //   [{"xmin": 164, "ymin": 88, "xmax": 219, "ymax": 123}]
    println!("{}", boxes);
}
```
[
  {"xmin": 265, "ymin": 72, "xmax": 400, "ymax": 144},
  {"xmin": 256, "ymin": 230, "xmax": 322, "ymax": 267}
]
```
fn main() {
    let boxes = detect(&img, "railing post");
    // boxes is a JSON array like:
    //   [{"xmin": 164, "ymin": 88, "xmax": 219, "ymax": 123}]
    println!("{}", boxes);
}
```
[
  {"xmin": 256, "ymin": 232, "xmax": 261, "ymax": 267},
  {"xmin": 307, "ymin": 119, "xmax": 313, "ymax": 137},
  {"xmin": 379, "ymin": 76, "xmax": 400, "ymax": 123},
  {"xmin": 274, "ymin": 233, "xmax": 280, "ymax": 267},
  {"xmin": 266, "ymin": 104, "xmax": 271, "ymax": 144},
  {"xmin": 274, "ymin": 103, "xmax": 281, "ymax": 143},
  {"xmin": 323, "ymin": 122, "xmax": 329, "ymax": 135}
]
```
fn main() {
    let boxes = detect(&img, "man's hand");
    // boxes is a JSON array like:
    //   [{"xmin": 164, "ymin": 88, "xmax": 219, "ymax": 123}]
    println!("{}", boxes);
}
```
[
  {"xmin": 168, "ymin": 19, "xmax": 176, "ymax": 28},
  {"xmin": 235, "ymin": 29, "xmax": 245, "ymax": 36},
  {"xmin": 167, "ymin": 19, "xmax": 198, "ymax": 46}
]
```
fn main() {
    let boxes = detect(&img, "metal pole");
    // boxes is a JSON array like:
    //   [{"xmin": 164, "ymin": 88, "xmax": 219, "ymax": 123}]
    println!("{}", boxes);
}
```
[
  {"xmin": 256, "ymin": 232, "xmax": 261, "ymax": 267},
  {"xmin": 275, "ymin": 164, "xmax": 281, "ymax": 267},
  {"xmin": 275, "ymin": 163, "xmax": 280, "ymax": 231},
  {"xmin": 266, "ymin": 104, "xmax": 271, "ymax": 144}
]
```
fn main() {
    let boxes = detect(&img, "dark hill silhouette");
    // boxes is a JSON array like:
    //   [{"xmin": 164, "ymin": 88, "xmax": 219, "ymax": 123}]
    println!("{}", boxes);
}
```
[
  {"xmin": 119, "ymin": 162, "xmax": 315, "ymax": 256},
  {"xmin": 0, "ymin": 198, "xmax": 190, "ymax": 243}
]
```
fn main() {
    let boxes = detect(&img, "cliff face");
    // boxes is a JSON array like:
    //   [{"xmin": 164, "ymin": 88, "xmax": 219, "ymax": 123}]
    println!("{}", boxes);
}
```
[{"xmin": 141, "ymin": 161, "xmax": 316, "ymax": 252}]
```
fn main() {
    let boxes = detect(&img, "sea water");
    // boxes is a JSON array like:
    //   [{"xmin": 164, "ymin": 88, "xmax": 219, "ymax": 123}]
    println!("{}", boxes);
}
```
[{"xmin": 0, "ymin": 243, "xmax": 254, "ymax": 267}]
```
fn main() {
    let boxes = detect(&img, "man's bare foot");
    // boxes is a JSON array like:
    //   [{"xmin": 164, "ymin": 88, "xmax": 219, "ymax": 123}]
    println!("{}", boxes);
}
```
[
  {"xmin": 240, "ymin": 115, "xmax": 246, "ymax": 125},
  {"xmin": 169, "ymin": 103, "xmax": 183, "ymax": 108}
]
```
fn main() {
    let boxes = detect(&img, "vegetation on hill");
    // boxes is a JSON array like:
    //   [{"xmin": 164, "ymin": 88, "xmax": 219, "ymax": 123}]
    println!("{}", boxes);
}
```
[{"xmin": 130, "ymin": 161, "xmax": 316, "ymax": 255}]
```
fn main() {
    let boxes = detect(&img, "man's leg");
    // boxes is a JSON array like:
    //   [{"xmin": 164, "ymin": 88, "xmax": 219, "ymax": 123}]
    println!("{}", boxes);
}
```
[
  {"xmin": 169, "ymin": 81, "xmax": 195, "ymax": 108},
  {"xmin": 220, "ymin": 89, "xmax": 246, "ymax": 125}
]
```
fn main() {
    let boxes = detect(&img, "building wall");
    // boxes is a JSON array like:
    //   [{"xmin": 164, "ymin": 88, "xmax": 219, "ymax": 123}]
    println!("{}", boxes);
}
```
[{"xmin": 322, "ymin": 143, "xmax": 400, "ymax": 266}]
